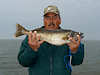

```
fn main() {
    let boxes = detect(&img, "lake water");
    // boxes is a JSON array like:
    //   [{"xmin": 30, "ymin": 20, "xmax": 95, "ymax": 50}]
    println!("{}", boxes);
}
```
[{"xmin": 0, "ymin": 39, "xmax": 100, "ymax": 75}]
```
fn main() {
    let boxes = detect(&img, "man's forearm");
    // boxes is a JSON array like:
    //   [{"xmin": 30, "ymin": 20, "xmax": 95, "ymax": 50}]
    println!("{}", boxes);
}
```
[
  {"xmin": 17, "ymin": 36, "xmax": 39, "ymax": 67},
  {"xmin": 71, "ymin": 43, "xmax": 84, "ymax": 65}
]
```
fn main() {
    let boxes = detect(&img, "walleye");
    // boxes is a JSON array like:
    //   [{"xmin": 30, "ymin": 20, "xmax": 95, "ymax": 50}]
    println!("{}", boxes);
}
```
[{"xmin": 14, "ymin": 24, "xmax": 84, "ymax": 45}]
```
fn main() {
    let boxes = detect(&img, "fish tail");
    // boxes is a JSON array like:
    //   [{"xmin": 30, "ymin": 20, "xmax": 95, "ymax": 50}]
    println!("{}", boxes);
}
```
[{"xmin": 14, "ymin": 24, "xmax": 28, "ymax": 37}]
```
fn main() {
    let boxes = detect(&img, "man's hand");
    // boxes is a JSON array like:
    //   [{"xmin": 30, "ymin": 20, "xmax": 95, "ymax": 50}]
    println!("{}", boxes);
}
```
[
  {"xmin": 67, "ymin": 35, "xmax": 81, "ymax": 53},
  {"xmin": 28, "ymin": 31, "xmax": 44, "ymax": 52}
]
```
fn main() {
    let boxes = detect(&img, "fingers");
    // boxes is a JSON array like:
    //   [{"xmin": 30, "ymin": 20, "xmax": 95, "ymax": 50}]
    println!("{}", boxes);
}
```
[
  {"xmin": 69, "ymin": 37, "xmax": 77, "ymax": 44},
  {"xmin": 28, "ymin": 31, "xmax": 32, "ymax": 44},
  {"xmin": 32, "ymin": 31, "xmax": 37, "ymax": 41},
  {"xmin": 77, "ymin": 35, "xmax": 81, "ymax": 42},
  {"xmin": 28, "ymin": 31, "xmax": 44, "ymax": 45},
  {"xmin": 67, "ymin": 35, "xmax": 81, "ymax": 46},
  {"xmin": 28, "ymin": 31, "xmax": 37, "ymax": 44},
  {"xmin": 68, "ymin": 35, "xmax": 81, "ymax": 43},
  {"xmin": 37, "ymin": 35, "xmax": 41, "ymax": 41},
  {"xmin": 28, "ymin": 31, "xmax": 44, "ymax": 51},
  {"xmin": 77, "ymin": 35, "xmax": 81, "ymax": 45},
  {"xmin": 39, "ymin": 40, "xmax": 44, "ymax": 45},
  {"xmin": 67, "ymin": 41, "xmax": 72, "ymax": 46},
  {"xmin": 37, "ymin": 35, "xmax": 44, "ymax": 44}
]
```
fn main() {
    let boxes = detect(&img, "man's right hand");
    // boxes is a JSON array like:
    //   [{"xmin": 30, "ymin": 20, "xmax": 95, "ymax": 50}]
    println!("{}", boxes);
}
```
[{"xmin": 28, "ymin": 31, "xmax": 44, "ymax": 52}]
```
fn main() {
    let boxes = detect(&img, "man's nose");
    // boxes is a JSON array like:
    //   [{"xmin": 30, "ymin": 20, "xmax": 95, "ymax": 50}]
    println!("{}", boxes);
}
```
[{"xmin": 50, "ymin": 17, "xmax": 53, "ymax": 23}]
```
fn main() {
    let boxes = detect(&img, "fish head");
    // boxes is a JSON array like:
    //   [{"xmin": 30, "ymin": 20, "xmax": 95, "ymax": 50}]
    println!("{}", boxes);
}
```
[{"xmin": 69, "ymin": 31, "xmax": 84, "ymax": 41}]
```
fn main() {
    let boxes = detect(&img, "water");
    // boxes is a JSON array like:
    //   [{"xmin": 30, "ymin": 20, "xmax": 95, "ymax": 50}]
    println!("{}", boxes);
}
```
[
  {"xmin": 72, "ymin": 40, "xmax": 100, "ymax": 75},
  {"xmin": 0, "ymin": 39, "xmax": 100, "ymax": 75},
  {"xmin": 0, "ymin": 39, "xmax": 28, "ymax": 75}
]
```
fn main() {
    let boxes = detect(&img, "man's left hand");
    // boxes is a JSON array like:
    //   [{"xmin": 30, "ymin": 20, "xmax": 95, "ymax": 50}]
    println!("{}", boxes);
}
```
[{"xmin": 67, "ymin": 35, "xmax": 81, "ymax": 53}]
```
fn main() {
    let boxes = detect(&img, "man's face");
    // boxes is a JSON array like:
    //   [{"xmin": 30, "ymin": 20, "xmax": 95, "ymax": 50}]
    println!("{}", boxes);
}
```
[{"xmin": 44, "ymin": 12, "xmax": 61, "ymax": 30}]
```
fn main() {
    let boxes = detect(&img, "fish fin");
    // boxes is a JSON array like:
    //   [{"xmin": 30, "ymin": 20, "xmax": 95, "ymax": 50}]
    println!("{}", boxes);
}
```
[{"xmin": 14, "ymin": 24, "xmax": 28, "ymax": 37}]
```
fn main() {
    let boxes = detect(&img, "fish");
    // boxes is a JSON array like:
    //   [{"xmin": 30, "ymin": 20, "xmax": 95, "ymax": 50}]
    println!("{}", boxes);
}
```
[{"xmin": 14, "ymin": 24, "xmax": 84, "ymax": 45}]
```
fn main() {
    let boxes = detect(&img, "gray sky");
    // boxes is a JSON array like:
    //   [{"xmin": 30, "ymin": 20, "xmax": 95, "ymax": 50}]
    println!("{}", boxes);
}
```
[{"xmin": 0, "ymin": 0, "xmax": 100, "ymax": 40}]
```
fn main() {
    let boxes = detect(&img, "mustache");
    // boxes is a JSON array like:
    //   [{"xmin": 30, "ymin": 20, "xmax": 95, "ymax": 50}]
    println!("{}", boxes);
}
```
[{"xmin": 48, "ymin": 22, "xmax": 55, "ymax": 26}]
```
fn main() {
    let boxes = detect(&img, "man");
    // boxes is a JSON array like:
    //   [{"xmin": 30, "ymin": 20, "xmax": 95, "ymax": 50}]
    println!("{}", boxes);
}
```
[{"xmin": 18, "ymin": 5, "xmax": 84, "ymax": 75}]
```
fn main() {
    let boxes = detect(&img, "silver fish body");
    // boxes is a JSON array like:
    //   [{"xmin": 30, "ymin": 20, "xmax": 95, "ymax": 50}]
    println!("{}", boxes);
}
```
[{"xmin": 14, "ymin": 24, "xmax": 84, "ymax": 45}]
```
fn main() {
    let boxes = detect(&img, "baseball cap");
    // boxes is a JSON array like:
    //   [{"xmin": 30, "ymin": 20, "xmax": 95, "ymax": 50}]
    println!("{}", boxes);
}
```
[{"xmin": 44, "ymin": 5, "xmax": 60, "ymax": 15}]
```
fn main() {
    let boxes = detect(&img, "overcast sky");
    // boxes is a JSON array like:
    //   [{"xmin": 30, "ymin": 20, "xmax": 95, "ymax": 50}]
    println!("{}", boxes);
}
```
[{"xmin": 0, "ymin": 0, "xmax": 100, "ymax": 40}]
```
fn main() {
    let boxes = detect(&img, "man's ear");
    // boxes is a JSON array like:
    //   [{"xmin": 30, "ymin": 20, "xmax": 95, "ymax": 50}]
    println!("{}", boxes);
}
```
[
  {"xmin": 58, "ymin": 18, "xmax": 61, "ymax": 25},
  {"xmin": 58, "ymin": 14, "xmax": 61, "ymax": 24}
]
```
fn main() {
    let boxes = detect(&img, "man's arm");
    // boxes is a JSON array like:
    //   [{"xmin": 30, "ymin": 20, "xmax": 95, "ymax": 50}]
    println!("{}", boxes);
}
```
[
  {"xmin": 67, "ymin": 35, "xmax": 84, "ymax": 65},
  {"xmin": 71, "ymin": 43, "xmax": 84, "ymax": 65},
  {"xmin": 17, "ymin": 31, "xmax": 44, "ymax": 67},
  {"xmin": 17, "ymin": 36, "xmax": 39, "ymax": 67}
]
